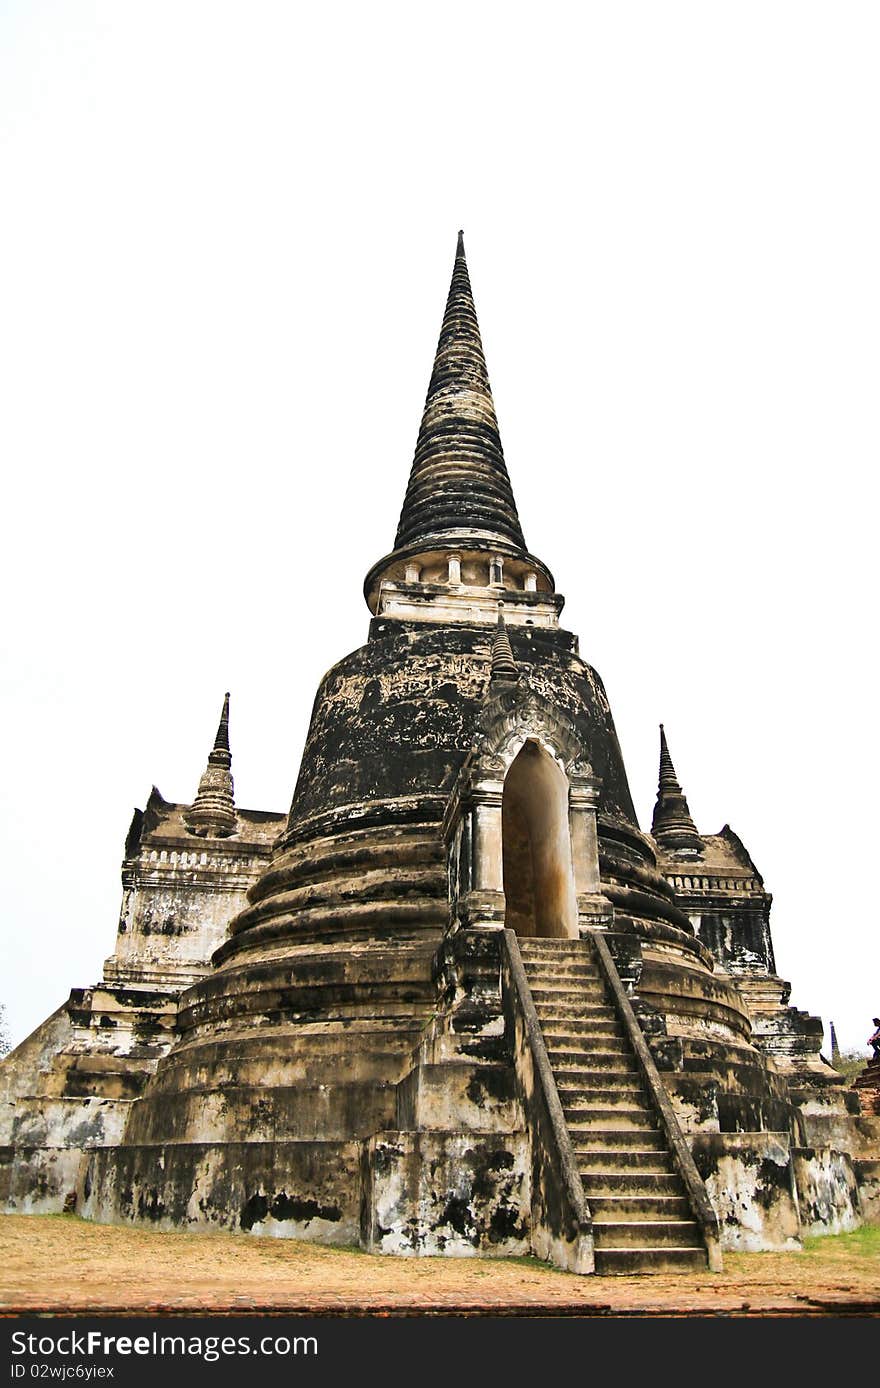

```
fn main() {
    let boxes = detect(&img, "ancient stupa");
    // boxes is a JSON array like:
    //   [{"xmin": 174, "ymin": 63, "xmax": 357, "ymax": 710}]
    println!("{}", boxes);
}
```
[{"xmin": 2, "ymin": 234, "xmax": 877, "ymax": 1273}]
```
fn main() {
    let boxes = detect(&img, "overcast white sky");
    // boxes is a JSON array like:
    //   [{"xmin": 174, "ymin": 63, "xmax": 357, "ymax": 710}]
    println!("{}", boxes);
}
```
[{"xmin": 1, "ymin": 2, "xmax": 877, "ymax": 1054}]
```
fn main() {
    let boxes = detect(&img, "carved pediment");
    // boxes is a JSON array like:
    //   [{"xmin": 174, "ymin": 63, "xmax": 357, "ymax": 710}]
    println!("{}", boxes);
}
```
[
  {"xmin": 474, "ymin": 678, "xmax": 593, "ymax": 778},
  {"xmin": 442, "ymin": 677, "xmax": 602, "ymax": 840}
]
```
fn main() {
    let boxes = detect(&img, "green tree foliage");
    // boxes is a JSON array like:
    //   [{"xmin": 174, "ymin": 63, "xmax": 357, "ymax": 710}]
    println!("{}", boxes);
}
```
[{"xmin": 833, "ymin": 1047, "xmax": 868, "ymax": 1084}]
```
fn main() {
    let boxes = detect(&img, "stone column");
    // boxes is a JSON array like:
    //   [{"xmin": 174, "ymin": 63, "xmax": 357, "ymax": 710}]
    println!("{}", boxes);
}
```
[
  {"xmin": 569, "ymin": 771, "xmax": 612, "ymax": 932},
  {"xmin": 462, "ymin": 783, "xmax": 505, "ymax": 929},
  {"xmin": 443, "ymin": 771, "xmax": 507, "ymax": 931},
  {"xmin": 472, "ymin": 790, "xmax": 502, "ymax": 890}
]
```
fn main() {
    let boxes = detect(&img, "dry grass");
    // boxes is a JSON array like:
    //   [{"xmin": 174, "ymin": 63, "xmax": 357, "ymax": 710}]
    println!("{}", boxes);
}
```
[{"xmin": 1, "ymin": 1214, "xmax": 878, "ymax": 1315}]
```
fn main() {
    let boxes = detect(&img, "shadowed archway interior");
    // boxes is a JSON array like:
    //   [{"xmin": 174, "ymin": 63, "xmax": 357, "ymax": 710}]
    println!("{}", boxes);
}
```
[{"xmin": 501, "ymin": 739, "xmax": 578, "ymax": 938}]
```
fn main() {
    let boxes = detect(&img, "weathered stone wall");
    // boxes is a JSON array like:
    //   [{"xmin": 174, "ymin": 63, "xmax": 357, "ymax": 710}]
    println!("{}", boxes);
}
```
[
  {"xmin": 792, "ymin": 1147, "xmax": 862, "ymax": 1236},
  {"xmin": 286, "ymin": 620, "xmax": 638, "ymax": 836},
  {"xmin": 81, "ymin": 1140, "xmax": 362, "ymax": 1243},
  {"xmin": 0, "ymin": 1007, "xmax": 73, "ymax": 1131},
  {"xmin": 0, "ymin": 1146, "xmax": 85, "ymax": 1214},
  {"xmin": 788, "ymin": 1080, "xmax": 864, "ymax": 1148},
  {"xmin": 854, "ymin": 1160, "xmax": 880, "ymax": 1223},
  {"xmin": 690, "ymin": 1132, "xmax": 802, "ymax": 1252},
  {"xmin": 111, "ymin": 790, "xmax": 283, "ymax": 988},
  {"xmin": 360, "ymin": 1132, "xmax": 530, "ymax": 1258},
  {"xmin": 653, "ymin": 822, "xmax": 855, "ymax": 1162},
  {"xmin": 0, "ymin": 790, "xmax": 285, "ymax": 1216},
  {"xmin": 0, "ymin": 998, "xmax": 169, "ymax": 1214}
]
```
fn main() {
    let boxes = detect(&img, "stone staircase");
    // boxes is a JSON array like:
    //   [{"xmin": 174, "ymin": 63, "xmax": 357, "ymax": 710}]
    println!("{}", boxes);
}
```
[{"xmin": 518, "ymin": 937, "xmax": 709, "ymax": 1274}]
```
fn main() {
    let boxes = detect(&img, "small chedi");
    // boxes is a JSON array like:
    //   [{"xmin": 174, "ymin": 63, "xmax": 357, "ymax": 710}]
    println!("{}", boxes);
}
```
[{"xmin": 2, "ymin": 235, "xmax": 878, "ymax": 1273}]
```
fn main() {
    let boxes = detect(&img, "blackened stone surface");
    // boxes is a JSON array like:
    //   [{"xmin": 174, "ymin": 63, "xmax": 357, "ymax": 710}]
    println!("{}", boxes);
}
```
[
  {"xmin": 361, "ymin": 1131, "xmax": 530, "ymax": 1259},
  {"xmin": 287, "ymin": 620, "xmax": 638, "ymax": 836},
  {"xmin": 82, "ymin": 1140, "xmax": 362, "ymax": 1243},
  {"xmin": 690, "ymin": 1131, "xmax": 801, "ymax": 1251}
]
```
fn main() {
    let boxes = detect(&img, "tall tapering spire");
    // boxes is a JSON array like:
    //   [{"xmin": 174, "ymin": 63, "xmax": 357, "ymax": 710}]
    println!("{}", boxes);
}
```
[
  {"xmin": 651, "ymin": 725, "xmax": 701, "ymax": 853},
  {"xmin": 184, "ymin": 693, "xmax": 237, "ymax": 838},
  {"xmin": 363, "ymin": 233, "xmax": 557, "ymax": 621},
  {"xmin": 213, "ymin": 691, "xmax": 230, "ymax": 754},
  {"xmin": 658, "ymin": 724, "xmax": 680, "ymax": 796},
  {"xmin": 393, "ymin": 231, "xmax": 526, "ymax": 554},
  {"xmin": 489, "ymin": 606, "xmax": 518, "ymax": 687}
]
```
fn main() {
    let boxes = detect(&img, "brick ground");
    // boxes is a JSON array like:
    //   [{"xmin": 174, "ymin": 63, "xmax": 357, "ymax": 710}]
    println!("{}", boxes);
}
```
[{"xmin": 1, "ymin": 1215, "xmax": 878, "ymax": 1316}]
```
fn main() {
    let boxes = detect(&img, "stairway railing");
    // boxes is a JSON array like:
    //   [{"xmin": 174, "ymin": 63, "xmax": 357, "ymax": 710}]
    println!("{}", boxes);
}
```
[
  {"xmin": 588, "ymin": 929, "xmax": 723, "ymax": 1271},
  {"xmin": 500, "ymin": 929, "xmax": 594, "ymax": 1274}
]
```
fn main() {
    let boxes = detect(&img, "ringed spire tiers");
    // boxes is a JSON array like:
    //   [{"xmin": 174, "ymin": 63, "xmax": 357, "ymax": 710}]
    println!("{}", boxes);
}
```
[
  {"xmin": 489, "ymin": 606, "xmax": 519, "ymax": 687},
  {"xmin": 364, "ymin": 233, "xmax": 557, "ymax": 622},
  {"xmin": 184, "ymin": 693, "xmax": 237, "ymax": 838},
  {"xmin": 651, "ymin": 724, "xmax": 701, "ymax": 854},
  {"xmin": 394, "ymin": 230, "xmax": 525, "ymax": 554}
]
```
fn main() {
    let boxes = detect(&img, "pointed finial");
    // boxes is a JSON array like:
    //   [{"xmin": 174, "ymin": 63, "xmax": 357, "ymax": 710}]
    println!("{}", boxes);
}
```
[
  {"xmin": 392, "ymin": 231, "xmax": 526, "ymax": 555},
  {"xmin": 658, "ymin": 724, "xmax": 681, "ymax": 795},
  {"xmin": 490, "ymin": 605, "xmax": 518, "ymax": 686},
  {"xmin": 651, "ymin": 724, "xmax": 701, "ymax": 853},
  {"xmin": 184, "ymin": 693, "xmax": 237, "ymax": 838},
  {"xmin": 213, "ymin": 692, "xmax": 231, "ymax": 753}
]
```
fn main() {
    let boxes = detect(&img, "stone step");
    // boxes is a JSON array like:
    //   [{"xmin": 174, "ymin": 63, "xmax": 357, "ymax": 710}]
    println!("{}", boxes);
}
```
[
  {"xmin": 521, "ymin": 971, "xmax": 596, "ymax": 993},
  {"xmin": 593, "ymin": 1247, "xmax": 708, "ymax": 1275},
  {"xmin": 573, "ymin": 1130, "xmax": 667, "ymax": 1152},
  {"xmin": 592, "ymin": 1220, "xmax": 703, "ymax": 1250},
  {"xmin": 547, "ymin": 1050, "xmax": 631, "ymax": 1068},
  {"xmin": 564, "ymin": 1098, "xmax": 654, "ymax": 1121},
  {"xmin": 540, "ymin": 1018, "xmax": 627, "ymax": 1038},
  {"xmin": 544, "ymin": 1044, "xmax": 627, "ymax": 1063},
  {"xmin": 532, "ymin": 999, "xmax": 614, "ymax": 1012},
  {"xmin": 530, "ymin": 981, "xmax": 597, "ymax": 994},
  {"xmin": 558, "ymin": 1085, "xmax": 646, "ymax": 1108},
  {"xmin": 527, "ymin": 978, "xmax": 603, "ymax": 995},
  {"xmin": 566, "ymin": 1111, "xmax": 657, "ymax": 1132},
  {"xmin": 524, "ymin": 966, "xmax": 599, "ymax": 977},
  {"xmin": 544, "ymin": 1039, "xmax": 626, "ymax": 1058},
  {"xmin": 552, "ymin": 1061, "xmax": 640, "ymax": 1080},
  {"xmin": 534, "ymin": 1003, "xmax": 612, "ymax": 1019},
  {"xmin": 577, "ymin": 1147, "xmax": 672, "ymax": 1170},
  {"xmin": 523, "ymin": 948, "xmax": 709, "ymax": 1277},
  {"xmin": 555, "ymin": 1067, "xmax": 641, "ymax": 1086},
  {"xmin": 532, "ymin": 996, "xmax": 611, "ymax": 1014},
  {"xmin": 520, "ymin": 944, "xmax": 595, "ymax": 959},
  {"xmin": 581, "ymin": 1171, "xmax": 683, "ymax": 1195},
  {"xmin": 538, "ymin": 1027, "xmax": 627, "ymax": 1043},
  {"xmin": 530, "ymin": 984, "xmax": 608, "ymax": 1002},
  {"xmin": 586, "ymin": 1195, "xmax": 691, "ymax": 1221},
  {"xmin": 518, "ymin": 941, "xmax": 591, "ymax": 955},
  {"xmin": 522, "ymin": 963, "xmax": 600, "ymax": 981},
  {"xmin": 533, "ymin": 1002, "xmax": 618, "ymax": 1021}
]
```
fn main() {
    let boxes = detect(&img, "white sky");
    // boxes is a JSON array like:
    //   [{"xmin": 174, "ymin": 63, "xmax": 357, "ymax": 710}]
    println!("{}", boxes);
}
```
[{"xmin": 1, "ymin": 2, "xmax": 877, "ymax": 1054}]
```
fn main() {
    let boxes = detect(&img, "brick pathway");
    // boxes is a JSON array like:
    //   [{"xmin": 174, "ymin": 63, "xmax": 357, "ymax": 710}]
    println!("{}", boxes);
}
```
[{"xmin": 1, "ymin": 1216, "xmax": 878, "ymax": 1316}]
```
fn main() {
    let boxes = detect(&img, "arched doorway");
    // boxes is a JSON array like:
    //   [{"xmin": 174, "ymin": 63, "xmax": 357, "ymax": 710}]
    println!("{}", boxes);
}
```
[{"xmin": 501, "ymin": 739, "xmax": 578, "ymax": 938}]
